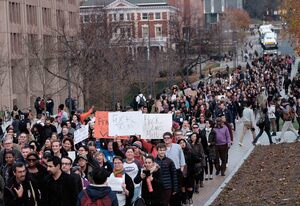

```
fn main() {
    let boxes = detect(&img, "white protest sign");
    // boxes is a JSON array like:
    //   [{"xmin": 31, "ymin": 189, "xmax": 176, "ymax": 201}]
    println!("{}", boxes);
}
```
[
  {"xmin": 74, "ymin": 125, "xmax": 89, "ymax": 144},
  {"xmin": 107, "ymin": 176, "xmax": 124, "ymax": 192},
  {"xmin": 142, "ymin": 113, "xmax": 172, "ymax": 139},
  {"xmin": 108, "ymin": 111, "xmax": 143, "ymax": 136},
  {"xmin": 68, "ymin": 151, "xmax": 76, "ymax": 162}
]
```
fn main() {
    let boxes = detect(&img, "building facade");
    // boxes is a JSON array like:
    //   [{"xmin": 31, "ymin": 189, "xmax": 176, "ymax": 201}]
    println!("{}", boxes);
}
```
[
  {"xmin": 204, "ymin": 0, "xmax": 243, "ymax": 25},
  {"xmin": 0, "ymin": 0, "xmax": 80, "ymax": 111},
  {"xmin": 80, "ymin": 0, "xmax": 190, "ymax": 53}
]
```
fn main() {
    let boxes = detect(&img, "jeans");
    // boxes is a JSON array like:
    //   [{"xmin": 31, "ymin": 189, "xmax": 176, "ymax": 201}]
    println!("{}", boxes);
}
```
[
  {"xmin": 132, "ymin": 185, "xmax": 141, "ymax": 203},
  {"xmin": 253, "ymin": 128, "xmax": 273, "ymax": 144}
]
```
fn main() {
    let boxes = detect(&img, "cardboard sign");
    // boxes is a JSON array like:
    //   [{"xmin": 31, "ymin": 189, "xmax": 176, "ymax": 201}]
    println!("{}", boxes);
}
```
[
  {"xmin": 142, "ymin": 114, "xmax": 172, "ymax": 139},
  {"xmin": 107, "ymin": 175, "xmax": 124, "ymax": 192},
  {"xmin": 94, "ymin": 111, "xmax": 109, "ymax": 138},
  {"xmin": 108, "ymin": 111, "xmax": 143, "ymax": 136},
  {"xmin": 74, "ymin": 125, "xmax": 89, "ymax": 144}
]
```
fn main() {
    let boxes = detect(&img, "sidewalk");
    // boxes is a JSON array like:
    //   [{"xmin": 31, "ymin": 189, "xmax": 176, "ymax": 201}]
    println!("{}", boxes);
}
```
[
  {"xmin": 192, "ymin": 120, "xmax": 254, "ymax": 205},
  {"xmin": 192, "ymin": 54, "xmax": 299, "ymax": 206}
]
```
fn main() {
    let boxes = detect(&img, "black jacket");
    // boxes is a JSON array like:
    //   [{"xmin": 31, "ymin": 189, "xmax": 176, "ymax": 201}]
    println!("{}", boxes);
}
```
[
  {"xmin": 43, "ymin": 172, "xmax": 78, "ymax": 206},
  {"xmin": 134, "ymin": 166, "xmax": 163, "ymax": 206},
  {"xmin": 4, "ymin": 177, "xmax": 42, "ymax": 206},
  {"xmin": 155, "ymin": 156, "xmax": 178, "ymax": 192}
]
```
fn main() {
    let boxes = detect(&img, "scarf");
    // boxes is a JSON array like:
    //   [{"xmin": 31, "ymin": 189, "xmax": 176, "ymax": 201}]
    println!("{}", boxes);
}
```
[{"xmin": 113, "ymin": 168, "xmax": 124, "ymax": 178}]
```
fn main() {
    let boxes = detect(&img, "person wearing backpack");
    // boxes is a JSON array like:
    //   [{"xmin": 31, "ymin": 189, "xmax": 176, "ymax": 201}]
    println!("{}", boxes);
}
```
[
  {"xmin": 77, "ymin": 167, "xmax": 118, "ymax": 206},
  {"xmin": 276, "ymin": 99, "xmax": 300, "ymax": 143}
]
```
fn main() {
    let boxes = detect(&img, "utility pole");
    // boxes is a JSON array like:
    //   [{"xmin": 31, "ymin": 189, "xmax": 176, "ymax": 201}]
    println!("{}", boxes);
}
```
[
  {"xmin": 67, "ymin": 48, "xmax": 72, "ymax": 113},
  {"xmin": 147, "ymin": 13, "xmax": 151, "ymax": 96}
]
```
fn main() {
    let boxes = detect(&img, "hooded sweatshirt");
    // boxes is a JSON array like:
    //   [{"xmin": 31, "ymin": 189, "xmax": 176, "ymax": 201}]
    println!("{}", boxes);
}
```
[{"xmin": 77, "ymin": 184, "xmax": 118, "ymax": 206}]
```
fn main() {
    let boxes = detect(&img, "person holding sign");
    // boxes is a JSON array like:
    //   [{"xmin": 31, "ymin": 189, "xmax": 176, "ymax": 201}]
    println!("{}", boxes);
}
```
[
  {"xmin": 134, "ymin": 155, "xmax": 163, "ymax": 206},
  {"xmin": 107, "ymin": 156, "xmax": 134, "ymax": 206}
]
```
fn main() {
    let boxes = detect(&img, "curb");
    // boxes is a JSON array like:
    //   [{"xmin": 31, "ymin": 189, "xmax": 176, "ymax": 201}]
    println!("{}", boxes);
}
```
[{"xmin": 203, "ymin": 145, "xmax": 255, "ymax": 206}]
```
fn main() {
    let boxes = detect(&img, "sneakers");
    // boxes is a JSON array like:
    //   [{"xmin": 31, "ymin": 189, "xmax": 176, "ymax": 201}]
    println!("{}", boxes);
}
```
[
  {"xmin": 238, "ymin": 142, "xmax": 243, "ymax": 147},
  {"xmin": 205, "ymin": 175, "xmax": 208, "ymax": 180},
  {"xmin": 209, "ymin": 174, "xmax": 213, "ymax": 180},
  {"xmin": 200, "ymin": 181, "xmax": 204, "ymax": 188}
]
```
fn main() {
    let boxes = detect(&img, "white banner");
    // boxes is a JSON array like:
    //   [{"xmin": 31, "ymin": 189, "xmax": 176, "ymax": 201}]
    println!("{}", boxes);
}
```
[
  {"xmin": 142, "ymin": 113, "xmax": 172, "ymax": 139},
  {"xmin": 74, "ymin": 125, "xmax": 89, "ymax": 144},
  {"xmin": 108, "ymin": 111, "xmax": 143, "ymax": 136}
]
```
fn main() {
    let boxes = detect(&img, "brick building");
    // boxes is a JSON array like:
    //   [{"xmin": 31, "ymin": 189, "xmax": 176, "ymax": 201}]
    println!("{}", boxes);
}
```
[{"xmin": 80, "ymin": 0, "xmax": 204, "ymax": 54}]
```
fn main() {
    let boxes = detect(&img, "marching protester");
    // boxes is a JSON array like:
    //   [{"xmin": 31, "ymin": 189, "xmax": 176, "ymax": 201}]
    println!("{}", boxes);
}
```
[{"xmin": 0, "ymin": 50, "xmax": 299, "ymax": 206}]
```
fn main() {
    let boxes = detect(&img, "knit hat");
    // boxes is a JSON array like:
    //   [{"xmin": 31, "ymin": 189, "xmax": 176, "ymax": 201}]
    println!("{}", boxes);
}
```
[{"xmin": 132, "ymin": 141, "xmax": 142, "ymax": 149}]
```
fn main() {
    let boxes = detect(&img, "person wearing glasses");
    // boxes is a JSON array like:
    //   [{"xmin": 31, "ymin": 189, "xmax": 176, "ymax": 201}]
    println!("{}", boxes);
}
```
[
  {"xmin": 0, "ymin": 136, "xmax": 22, "ymax": 167},
  {"xmin": 26, "ymin": 151, "xmax": 47, "ymax": 189},
  {"xmin": 108, "ymin": 156, "xmax": 134, "ymax": 206},
  {"xmin": 61, "ymin": 156, "xmax": 82, "ymax": 193}
]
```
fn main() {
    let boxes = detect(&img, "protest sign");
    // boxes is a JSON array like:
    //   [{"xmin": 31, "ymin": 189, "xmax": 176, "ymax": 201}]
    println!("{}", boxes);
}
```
[
  {"xmin": 108, "ymin": 111, "xmax": 143, "ymax": 136},
  {"xmin": 142, "ymin": 113, "xmax": 172, "ymax": 139},
  {"xmin": 74, "ymin": 125, "xmax": 89, "ymax": 144},
  {"xmin": 68, "ymin": 151, "xmax": 76, "ymax": 162},
  {"xmin": 94, "ymin": 111, "xmax": 109, "ymax": 138},
  {"xmin": 107, "ymin": 176, "xmax": 124, "ymax": 192}
]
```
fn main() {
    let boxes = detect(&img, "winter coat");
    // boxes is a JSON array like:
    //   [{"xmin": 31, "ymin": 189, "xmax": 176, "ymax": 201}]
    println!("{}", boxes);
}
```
[
  {"xmin": 200, "ymin": 128, "xmax": 216, "ymax": 161},
  {"xmin": 134, "ymin": 164, "xmax": 163, "ymax": 206}
]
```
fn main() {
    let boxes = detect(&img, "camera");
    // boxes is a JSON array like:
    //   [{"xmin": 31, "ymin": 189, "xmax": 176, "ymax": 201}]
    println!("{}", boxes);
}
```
[{"xmin": 143, "ymin": 170, "xmax": 151, "ymax": 177}]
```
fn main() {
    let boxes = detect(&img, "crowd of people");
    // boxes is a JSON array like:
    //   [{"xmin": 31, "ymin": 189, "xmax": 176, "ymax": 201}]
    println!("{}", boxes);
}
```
[{"xmin": 0, "ymin": 50, "xmax": 299, "ymax": 206}]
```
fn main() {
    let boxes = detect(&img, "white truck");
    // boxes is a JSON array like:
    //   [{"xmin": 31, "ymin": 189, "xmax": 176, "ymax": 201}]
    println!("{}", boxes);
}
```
[{"xmin": 259, "ymin": 24, "xmax": 278, "ymax": 49}]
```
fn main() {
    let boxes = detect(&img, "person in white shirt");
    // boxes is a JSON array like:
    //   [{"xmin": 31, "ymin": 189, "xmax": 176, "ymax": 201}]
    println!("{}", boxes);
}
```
[
  {"xmin": 267, "ymin": 101, "xmax": 277, "ymax": 136},
  {"xmin": 239, "ymin": 102, "xmax": 256, "ymax": 146}
]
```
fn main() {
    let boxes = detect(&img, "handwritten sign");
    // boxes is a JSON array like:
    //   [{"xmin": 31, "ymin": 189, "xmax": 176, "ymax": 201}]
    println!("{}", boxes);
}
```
[
  {"xmin": 142, "ymin": 114, "xmax": 172, "ymax": 139},
  {"xmin": 108, "ymin": 111, "xmax": 143, "ymax": 136},
  {"xmin": 74, "ymin": 125, "xmax": 89, "ymax": 144},
  {"xmin": 107, "ymin": 175, "xmax": 124, "ymax": 192},
  {"xmin": 94, "ymin": 112, "xmax": 109, "ymax": 138}
]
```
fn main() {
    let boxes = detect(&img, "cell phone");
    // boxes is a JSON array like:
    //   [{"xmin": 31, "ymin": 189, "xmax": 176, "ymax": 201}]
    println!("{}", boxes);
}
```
[{"xmin": 143, "ymin": 170, "xmax": 150, "ymax": 177}]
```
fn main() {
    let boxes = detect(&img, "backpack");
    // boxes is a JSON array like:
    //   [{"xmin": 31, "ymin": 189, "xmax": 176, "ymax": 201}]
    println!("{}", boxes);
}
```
[
  {"xmin": 132, "ymin": 197, "xmax": 146, "ymax": 206},
  {"xmin": 282, "ymin": 107, "xmax": 295, "ymax": 121},
  {"xmin": 80, "ymin": 190, "xmax": 112, "ymax": 206},
  {"xmin": 138, "ymin": 95, "xmax": 146, "ymax": 107}
]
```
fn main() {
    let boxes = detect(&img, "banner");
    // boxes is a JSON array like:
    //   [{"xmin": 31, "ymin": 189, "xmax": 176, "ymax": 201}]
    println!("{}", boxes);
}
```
[
  {"xmin": 94, "ymin": 111, "xmax": 109, "ymax": 138},
  {"xmin": 142, "ymin": 114, "xmax": 172, "ymax": 139},
  {"xmin": 74, "ymin": 125, "xmax": 89, "ymax": 144},
  {"xmin": 109, "ymin": 111, "xmax": 143, "ymax": 136}
]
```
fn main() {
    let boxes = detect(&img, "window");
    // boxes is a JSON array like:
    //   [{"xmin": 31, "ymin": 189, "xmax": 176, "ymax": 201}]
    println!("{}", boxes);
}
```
[
  {"xmin": 142, "ymin": 26, "xmax": 149, "ymax": 38},
  {"xmin": 83, "ymin": 15, "xmax": 90, "ymax": 23},
  {"xmin": 127, "ymin": 28, "xmax": 131, "ymax": 38},
  {"xmin": 42, "ymin": 8, "xmax": 52, "ymax": 27},
  {"xmin": 10, "ymin": 33, "xmax": 22, "ymax": 55},
  {"xmin": 56, "ymin": 10, "xmax": 65, "ymax": 29},
  {"xmin": 26, "ymin": 5, "xmax": 37, "ymax": 26},
  {"xmin": 155, "ymin": 12, "xmax": 161, "ymax": 20},
  {"xmin": 43, "ymin": 35, "xmax": 53, "ymax": 53},
  {"xmin": 155, "ymin": 26, "xmax": 162, "ymax": 38},
  {"xmin": 28, "ymin": 34, "xmax": 38, "ymax": 53},
  {"xmin": 119, "ymin": 13, "xmax": 124, "ymax": 21},
  {"xmin": 9, "ymin": 2, "xmax": 21, "ymax": 24},
  {"xmin": 69, "ymin": 12, "xmax": 77, "ymax": 28},
  {"xmin": 113, "ymin": 14, "xmax": 117, "ymax": 21},
  {"xmin": 127, "ymin": 13, "xmax": 131, "ymax": 21},
  {"xmin": 142, "ymin": 13, "xmax": 148, "ymax": 20},
  {"xmin": 120, "ymin": 28, "xmax": 125, "ymax": 38}
]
